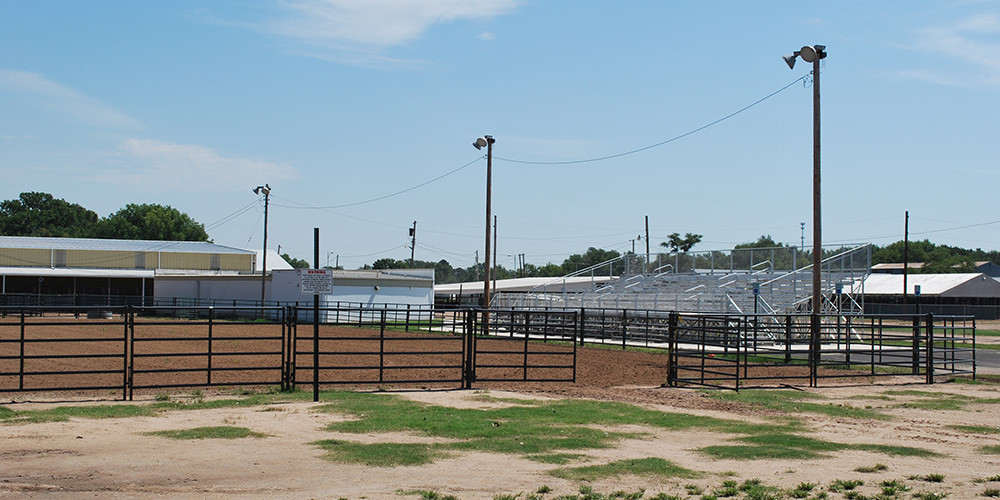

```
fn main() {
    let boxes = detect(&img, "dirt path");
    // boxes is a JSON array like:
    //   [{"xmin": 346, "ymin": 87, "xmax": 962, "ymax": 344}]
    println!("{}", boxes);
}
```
[{"xmin": 2, "ymin": 379, "xmax": 999, "ymax": 500}]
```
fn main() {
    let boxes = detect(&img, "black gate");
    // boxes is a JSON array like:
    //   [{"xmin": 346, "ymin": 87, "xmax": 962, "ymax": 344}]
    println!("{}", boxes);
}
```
[{"xmin": 467, "ymin": 308, "xmax": 578, "ymax": 385}]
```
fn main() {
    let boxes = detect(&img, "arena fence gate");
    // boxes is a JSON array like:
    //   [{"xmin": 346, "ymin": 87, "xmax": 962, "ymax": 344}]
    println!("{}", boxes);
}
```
[
  {"xmin": 663, "ymin": 312, "xmax": 977, "ymax": 390},
  {"xmin": 0, "ymin": 305, "xmax": 578, "ymax": 400}
]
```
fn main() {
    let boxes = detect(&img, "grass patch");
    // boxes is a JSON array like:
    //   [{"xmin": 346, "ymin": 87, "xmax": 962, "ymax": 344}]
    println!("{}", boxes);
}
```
[
  {"xmin": 703, "ymin": 389, "xmax": 889, "ymax": 420},
  {"xmin": 398, "ymin": 489, "xmax": 459, "ymax": 500},
  {"xmin": 948, "ymin": 424, "xmax": 1000, "ymax": 434},
  {"xmin": 0, "ymin": 404, "xmax": 156, "ymax": 424},
  {"xmin": 526, "ymin": 453, "xmax": 586, "ymax": 464},
  {"xmin": 311, "ymin": 391, "xmax": 778, "ymax": 462},
  {"xmin": 145, "ymin": 426, "xmax": 267, "ymax": 440},
  {"xmin": 854, "ymin": 463, "xmax": 889, "ymax": 473},
  {"xmin": 315, "ymin": 440, "xmax": 450, "ymax": 467},
  {"xmin": 549, "ymin": 458, "xmax": 700, "ymax": 481},
  {"xmin": 851, "ymin": 443, "xmax": 942, "ymax": 458},
  {"xmin": 978, "ymin": 445, "xmax": 1000, "ymax": 455},
  {"xmin": 699, "ymin": 433, "xmax": 939, "ymax": 460},
  {"xmin": 884, "ymin": 390, "xmax": 1000, "ymax": 411}
]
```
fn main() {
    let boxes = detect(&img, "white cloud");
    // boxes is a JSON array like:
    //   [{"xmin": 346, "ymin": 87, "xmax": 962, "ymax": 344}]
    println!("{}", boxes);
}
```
[
  {"xmin": 102, "ymin": 139, "xmax": 298, "ymax": 191},
  {"xmin": 478, "ymin": 32, "xmax": 496, "ymax": 41},
  {"xmin": 0, "ymin": 69, "xmax": 143, "ymax": 130},
  {"xmin": 902, "ymin": 13, "xmax": 1000, "ymax": 87},
  {"xmin": 260, "ymin": 0, "xmax": 519, "ymax": 63}
]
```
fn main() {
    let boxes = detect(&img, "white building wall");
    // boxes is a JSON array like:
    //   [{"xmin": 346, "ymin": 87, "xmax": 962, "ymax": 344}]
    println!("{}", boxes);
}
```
[{"xmin": 154, "ymin": 277, "xmax": 263, "ymax": 303}]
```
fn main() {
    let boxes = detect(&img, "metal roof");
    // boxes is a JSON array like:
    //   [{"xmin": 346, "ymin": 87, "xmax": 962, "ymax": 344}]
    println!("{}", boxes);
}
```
[
  {"xmin": 0, "ymin": 236, "xmax": 251, "ymax": 255},
  {"xmin": 435, "ymin": 276, "xmax": 614, "ymax": 295},
  {"xmin": 853, "ymin": 273, "xmax": 1000, "ymax": 297},
  {"xmin": 0, "ymin": 266, "xmax": 155, "ymax": 278}
]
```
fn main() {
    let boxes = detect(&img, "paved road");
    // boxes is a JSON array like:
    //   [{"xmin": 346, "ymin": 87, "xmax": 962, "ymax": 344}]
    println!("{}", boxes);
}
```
[{"xmin": 976, "ymin": 348, "xmax": 1000, "ymax": 374}]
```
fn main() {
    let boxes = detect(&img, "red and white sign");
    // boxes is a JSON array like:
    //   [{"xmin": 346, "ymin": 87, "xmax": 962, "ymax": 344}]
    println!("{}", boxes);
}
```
[{"xmin": 300, "ymin": 269, "xmax": 333, "ymax": 295}]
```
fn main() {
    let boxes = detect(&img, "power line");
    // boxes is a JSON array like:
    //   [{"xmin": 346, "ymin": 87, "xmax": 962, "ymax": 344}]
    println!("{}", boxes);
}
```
[
  {"xmin": 274, "ymin": 156, "xmax": 483, "ymax": 211},
  {"xmin": 494, "ymin": 74, "xmax": 810, "ymax": 166},
  {"xmin": 205, "ymin": 200, "xmax": 259, "ymax": 231}
]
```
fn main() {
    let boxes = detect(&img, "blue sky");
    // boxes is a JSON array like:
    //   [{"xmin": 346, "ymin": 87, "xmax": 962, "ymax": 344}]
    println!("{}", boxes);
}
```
[{"xmin": 1, "ymin": 1, "xmax": 998, "ymax": 270}]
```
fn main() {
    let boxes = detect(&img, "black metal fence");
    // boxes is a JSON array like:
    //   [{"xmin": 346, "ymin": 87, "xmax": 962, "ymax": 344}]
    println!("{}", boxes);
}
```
[
  {"xmin": 0, "ymin": 305, "xmax": 580, "ymax": 399},
  {"xmin": 0, "ymin": 304, "xmax": 977, "ymax": 398},
  {"xmin": 664, "ymin": 312, "xmax": 976, "ymax": 390}
]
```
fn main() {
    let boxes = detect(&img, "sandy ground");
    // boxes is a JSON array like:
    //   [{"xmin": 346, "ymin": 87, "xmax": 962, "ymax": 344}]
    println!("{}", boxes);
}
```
[{"xmin": 2, "ymin": 379, "xmax": 999, "ymax": 500}]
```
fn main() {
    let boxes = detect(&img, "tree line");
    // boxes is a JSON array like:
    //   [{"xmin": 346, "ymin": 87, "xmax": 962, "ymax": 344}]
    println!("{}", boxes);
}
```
[
  {"xmin": 0, "ymin": 192, "xmax": 209, "ymax": 241},
  {"xmin": 3, "ymin": 193, "xmax": 997, "ymax": 279}
]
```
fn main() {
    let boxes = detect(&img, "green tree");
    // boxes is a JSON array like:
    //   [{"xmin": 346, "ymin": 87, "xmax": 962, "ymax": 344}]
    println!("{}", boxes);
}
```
[
  {"xmin": 281, "ymin": 253, "xmax": 310, "ymax": 269},
  {"xmin": 0, "ymin": 192, "xmax": 99, "ymax": 237},
  {"xmin": 661, "ymin": 232, "xmax": 703, "ymax": 253},
  {"xmin": 95, "ymin": 203, "xmax": 209, "ymax": 241},
  {"xmin": 562, "ymin": 247, "xmax": 621, "ymax": 273}
]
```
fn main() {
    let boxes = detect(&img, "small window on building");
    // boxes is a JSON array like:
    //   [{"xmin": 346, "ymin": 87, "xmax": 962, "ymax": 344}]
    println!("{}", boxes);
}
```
[
  {"xmin": 211, "ymin": 254, "xmax": 221, "ymax": 271},
  {"xmin": 53, "ymin": 250, "xmax": 67, "ymax": 268},
  {"xmin": 135, "ymin": 252, "xmax": 146, "ymax": 269}
]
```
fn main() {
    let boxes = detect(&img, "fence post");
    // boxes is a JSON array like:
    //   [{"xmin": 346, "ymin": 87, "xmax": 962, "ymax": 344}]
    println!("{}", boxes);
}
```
[
  {"xmin": 462, "ymin": 310, "xmax": 476, "ymax": 389},
  {"xmin": 621, "ymin": 309, "xmax": 627, "ymax": 351},
  {"xmin": 784, "ymin": 315, "xmax": 792, "ymax": 364},
  {"xmin": 405, "ymin": 304, "xmax": 411, "ymax": 332},
  {"xmin": 911, "ymin": 315, "xmax": 921, "ymax": 375},
  {"xmin": 666, "ymin": 311, "xmax": 678, "ymax": 387},
  {"xmin": 579, "ymin": 308, "xmax": 586, "ymax": 346},
  {"xmin": 380, "ymin": 309, "xmax": 387, "ymax": 383},
  {"xmin": 128, "ymin": 305, "xmax": 136, "ymax": 401},
  {"xmin": 809, "ymin": 312, "xmax": 819, "ymax": 388},
  {"xmin": 207, "ymin": 306, "xmax": 214, "ymax": 386},
  {"xmin": 523, "ymin": 310, "xmax": 530, "ymax": 381},
  {"xmin": 19, "ymin": 309, "xmax": 25, "ymax": 391},
  {"xmin": 123, "ymin": 305, "xmax": 132, "ymax": 401},
  {"xmin": 925, "ymin": 312, "xmax": 935, "ymax": 384}
]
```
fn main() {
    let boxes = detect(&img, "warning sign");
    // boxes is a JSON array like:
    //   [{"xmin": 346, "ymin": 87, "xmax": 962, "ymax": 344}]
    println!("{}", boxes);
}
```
[{"xmin": 300, "ymin": 269, "xmax": 333, "ymax": 295}]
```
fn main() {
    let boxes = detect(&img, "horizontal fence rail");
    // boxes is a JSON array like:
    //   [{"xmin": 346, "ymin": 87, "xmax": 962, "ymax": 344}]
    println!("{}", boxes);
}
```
[{"xmin": 0, "ymin": 303, "xmax": 976, "ymax": 398}]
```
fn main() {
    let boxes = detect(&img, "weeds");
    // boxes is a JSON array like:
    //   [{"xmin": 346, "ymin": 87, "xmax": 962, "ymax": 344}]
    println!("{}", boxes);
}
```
[
  {"xmin": 854, "ymin": 463, "xmax": 888, "ymax": 473},
  {"xmin": 909, "ymin": 474, "xmax": 945, "ymax": 483},
  {"xmin": 828, "ymin": 479, "xmax": 864, "ymax": 492}
]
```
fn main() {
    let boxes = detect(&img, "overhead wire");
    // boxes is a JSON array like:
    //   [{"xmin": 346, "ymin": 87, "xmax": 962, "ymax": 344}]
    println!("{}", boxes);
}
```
[
  {"xmin": 493, "ymin": 74, "xmax": 811, "ymax": 166},
  {"xmin": 205, "ymin": 200, "xmax": 259, "ymax": 231},
  {"xmin": 273, "ymin": 156, "xmax": 484, "ymax": 210}
]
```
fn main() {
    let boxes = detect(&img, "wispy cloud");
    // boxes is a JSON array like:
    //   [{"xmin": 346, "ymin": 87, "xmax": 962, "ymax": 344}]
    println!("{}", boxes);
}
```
[
  {"xmin": 257, "ymin": 0, "xmax": 519, "ymax": 65},
  {"xmin": 0, "ymin": 69, "xmax": 143, "ymax": 130},
  {"xmin": 903, "ymin": 13, "xmax": 1000, "ymax": 87},
  {"xmin": 101, "ymin": 139, "xmax": 298, "ymax": 191}
]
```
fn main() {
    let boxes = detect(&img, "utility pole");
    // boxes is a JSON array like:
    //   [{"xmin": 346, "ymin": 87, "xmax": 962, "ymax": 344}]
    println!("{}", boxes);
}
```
[
  {"xmin": 903, "ymin": 211, "xmax": 909, "ymax": 298},
  {"xmin": 644, "ymin": 215, "xmax": 650, "ymax": 274},
  {"xmin": 253, "ymin": 184, "xmax": 271, "ymax": 317},
  {"xmin": 474, "ymin": 250, "xmax": 479, "ymax": 281},
  {"xmin": 492, "ymin": 215, "xmax": 497, "ymax": 293},
  {"xmin": 409, "ymin": 221, "xmax": 417, "ymax": 266}
]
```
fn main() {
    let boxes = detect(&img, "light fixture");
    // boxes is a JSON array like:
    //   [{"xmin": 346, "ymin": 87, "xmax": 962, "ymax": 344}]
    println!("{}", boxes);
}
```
[
  {"xmin": 472, "ymin": 135, "xmax": 495, "ymax": 341},
  {"xmin": 784, "ymin": 44, "xmax": 827, "ymax": 387},
  {"xmin": 253, "ymin": 184, "xmax": 271, "ymax": 318},
  {"xmin": 783, "ymin": 45, "xmax": 826, "ymax": 69}
]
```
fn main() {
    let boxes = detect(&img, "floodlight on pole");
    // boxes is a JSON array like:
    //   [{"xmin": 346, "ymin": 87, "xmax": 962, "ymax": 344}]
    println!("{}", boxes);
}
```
[
  {"xmin": 783, "ymin": 45, "xmax": 826, "ymax": 386},
  {"xmin": 472, "ymin": 135, "xmax": 495, "ymax": 335},
  {"xmin": 252, "ymin": 184, "xmax": 271, "ymax": 318}
]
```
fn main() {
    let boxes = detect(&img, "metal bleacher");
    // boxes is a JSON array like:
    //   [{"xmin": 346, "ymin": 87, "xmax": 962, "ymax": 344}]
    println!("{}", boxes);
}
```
[{"xmin": 492, "ymin": 244, "xmax": 872, "ymax": 316}]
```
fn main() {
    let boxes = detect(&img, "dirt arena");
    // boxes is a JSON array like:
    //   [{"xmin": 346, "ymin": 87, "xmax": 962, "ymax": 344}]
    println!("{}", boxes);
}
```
[{"xmin": 2, "ymin": 318, "xmax": 998, "ymax": 499}]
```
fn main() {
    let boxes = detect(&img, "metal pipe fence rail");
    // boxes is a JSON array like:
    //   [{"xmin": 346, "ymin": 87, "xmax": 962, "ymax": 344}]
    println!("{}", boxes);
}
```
[
  {"xmin": 128, "ymin": 306, "xmax": 287, "ymax": 400},
  {"xmin": 0, "ymin": 304, "xmax": 975, "ymax": 398},
  {"xmin": 289, "ymin": 307, "xmax": 467, "ymax": 388},
  {"xmin": 469, "ymin": 309, "xmax": 578, "ymax": 384},
  {"xmin": 0, "ymin": 306, "xmax": 130, "ymax": 399},
  {"xmin": 664, "ymin": 312, "xmax": 976, "ymax": 390}
]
